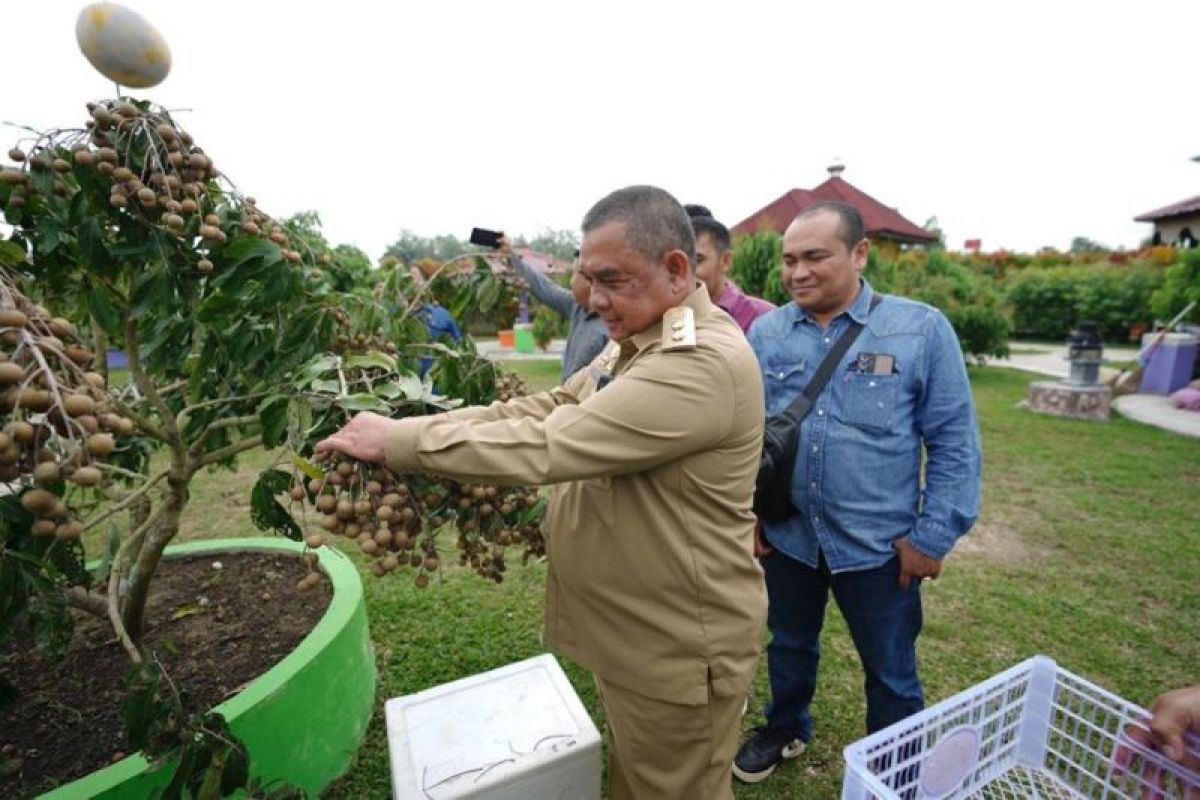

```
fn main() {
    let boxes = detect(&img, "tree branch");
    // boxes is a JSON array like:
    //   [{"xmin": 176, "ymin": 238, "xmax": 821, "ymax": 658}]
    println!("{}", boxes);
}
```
[
  {"xmin": 177, "ymin": 392, "xmax": 268, "ymax": 422},
  {"xmin": 186, "ymin": 415, "xmax": 259, "ymax": 459},
  {"xmin": 66, "ymin": 586, "xmax": 108, "ymax": 618},
  {"xmin": 124, "ymin": 315, "xmax": 183, "ymax": 454},
  {"xmin": 107, "ymin": 499, "xmax": 167, "ymax": 663},
  {"xmin": 194, "ymin": 435, "xmax": 263, "ymax": 470},
  {"xmin": 95, "ymin": 462, "xmax": 151, "ymax": 482},
  {"xmin": 108, "ymin": 397, "xmax": 168, "ymax": 443},
  {"xmin": 82, "ymin": 470, "xmax": 167, "ymax": 533}
]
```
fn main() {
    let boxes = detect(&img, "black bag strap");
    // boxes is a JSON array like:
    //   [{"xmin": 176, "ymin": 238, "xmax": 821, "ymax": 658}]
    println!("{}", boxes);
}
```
[{"xmin": 779, "ymin": 292, "xmax": 883, "ymax": 424}]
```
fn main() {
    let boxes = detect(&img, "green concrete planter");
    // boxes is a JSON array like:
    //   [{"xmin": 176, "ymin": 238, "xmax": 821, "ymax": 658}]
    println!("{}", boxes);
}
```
[{"xmin": 38, "ymin": 538, "xmax": 375, "ymax": 799}]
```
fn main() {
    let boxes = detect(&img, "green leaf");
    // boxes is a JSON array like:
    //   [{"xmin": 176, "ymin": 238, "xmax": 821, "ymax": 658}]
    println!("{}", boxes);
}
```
[
  {"xmin": 170, "ymin": 602, "xmax": 203, "ymax": 621},
  {"xmin": 222, "ymin": 237, "xmax": 283, "ymax": 270},
  {"xmin": 345, "ymin": 352, "xmax": 397, "ymax": 371},
  {"xmin": 35, "ymin": 220, "xmax": 64, "ymax": 256},
  {"xmin": 124, "ymin": 662, "xmax": 165, "ymax": 752},
  {"xmin": 249, "ymin": 469, "xmax": 301, "ymax": 540},
  {"xmin": 219, "ymin": 731, "xmax": 250, "ymax": 795},
  {"xmin": 408, "ymin": 340, "xmax": 459, "ymax": 358},
  {"xmin": 518, "ymin": 495, "xmax": 549, "ymax": 527},
  {"xmin": 286, "ymin": 397, "xmax": 314, "ymax": 447},
  {"xmin": 67, "ymin": 189, "xmax": 87, "ymax": 227},
  {"xmin": 0, "ymin": 240, "xmax": 26, "ymax": 267},
  {"xmin": 78, "ymin": 217, "xmax": 116, "ymax": 271},
  {"xmin": 289, "ymin": 452, "xmax": 324, "ymax": 481},
  {"xmin": 397, "ymin": 374, "xmax": 424, "ymax": 401},
  {"xmin": 86, "ymin": 281, "xmax": 123, "ymax": 331},
  {"xmin": 296, "ymin": 354, "xmax": 340, "ymax": 387},
  {"xmin": 311, "ymin": 379, "xmax": 341, "ymax": 394},
  {"xmin": 336, "ymin": 394, "xmax": 392, "ymax": 414},
  {"xmin": 477, "ymin": 273, "xmax": 502, "ymax": 314},
  {"xmin": 258, "ymin": 395, "xmax": 289, "ymax": 449}
]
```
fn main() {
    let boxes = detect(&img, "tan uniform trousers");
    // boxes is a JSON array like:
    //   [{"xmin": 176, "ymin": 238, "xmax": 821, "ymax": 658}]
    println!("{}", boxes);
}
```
[{"xmin": 594, "ymin": 676, "xmax": 742, "ymax": 800}]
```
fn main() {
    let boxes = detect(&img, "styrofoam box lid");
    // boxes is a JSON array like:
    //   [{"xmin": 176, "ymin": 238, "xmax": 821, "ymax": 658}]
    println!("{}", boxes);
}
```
[
  {"xmin": 386, "ymin": 653, "xmax": 600, "ymax": 798},
  {"xmin": 1143, "ymin": 332, "xmax": 1199, "ymax": 346}
]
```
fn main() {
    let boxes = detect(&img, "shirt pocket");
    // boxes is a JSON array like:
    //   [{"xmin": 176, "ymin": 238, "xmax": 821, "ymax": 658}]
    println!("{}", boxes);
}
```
[
  {"xmin": 840, "ymin": 372, "xmax": 900, "ymax": 432},
  {"xmin": 763, "ymin": 358, "xmax": 808, "ymax": 414}
]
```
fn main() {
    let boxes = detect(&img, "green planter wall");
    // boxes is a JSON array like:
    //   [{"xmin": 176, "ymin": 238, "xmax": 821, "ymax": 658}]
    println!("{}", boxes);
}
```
[{"xmin": 39, "ymin": 538, "xmax": 375, "ymax": 799}]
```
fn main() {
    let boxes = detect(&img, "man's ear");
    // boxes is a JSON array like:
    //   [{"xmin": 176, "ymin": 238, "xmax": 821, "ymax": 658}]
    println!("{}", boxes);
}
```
[
  {"xmin": 720, "ymin": 249, "xmax": 734, "ymax": 275},
  {"xmin": 662, "ymin": 249, "xmax": 693, "ymax": 289},
  {"xmin": 851, "ymin": 238, "xmax": 870, "ymax": 273}
]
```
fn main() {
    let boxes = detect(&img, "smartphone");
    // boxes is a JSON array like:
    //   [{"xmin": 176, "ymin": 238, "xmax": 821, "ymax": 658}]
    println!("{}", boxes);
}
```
[{"xmin": 469, "ymin": 227, "xmax": 503, "ymax": 248}]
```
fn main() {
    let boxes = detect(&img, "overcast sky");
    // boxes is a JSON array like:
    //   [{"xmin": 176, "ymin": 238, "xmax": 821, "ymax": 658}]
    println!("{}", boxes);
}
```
[{"xmin": 4, "ymin": 0, "xmax": 1198, "ymax": 258}]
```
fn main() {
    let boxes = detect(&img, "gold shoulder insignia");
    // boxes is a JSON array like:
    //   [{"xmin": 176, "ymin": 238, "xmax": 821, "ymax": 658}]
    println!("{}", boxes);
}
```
[{"xmin": 661, "ymin": 306, "xmax": 696, "ymax": 352}]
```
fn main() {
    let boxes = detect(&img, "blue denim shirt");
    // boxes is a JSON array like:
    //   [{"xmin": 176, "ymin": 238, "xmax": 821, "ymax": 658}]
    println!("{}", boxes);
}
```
[{"xmin": 746, "ymin": 281, "xmax": 981, "ymax": 573}]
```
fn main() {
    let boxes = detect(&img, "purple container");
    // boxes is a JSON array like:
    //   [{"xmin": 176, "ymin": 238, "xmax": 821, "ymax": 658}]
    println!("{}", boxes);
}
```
[{"xmin": 1139, "ymin": 333, "xmax": 1199, "ymax": 394}]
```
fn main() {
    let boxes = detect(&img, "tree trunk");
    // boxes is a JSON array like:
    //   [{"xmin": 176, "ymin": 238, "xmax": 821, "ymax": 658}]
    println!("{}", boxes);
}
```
[{"xmin": 121, "ymin": 473, "xmax": 189, "ymax": 642}]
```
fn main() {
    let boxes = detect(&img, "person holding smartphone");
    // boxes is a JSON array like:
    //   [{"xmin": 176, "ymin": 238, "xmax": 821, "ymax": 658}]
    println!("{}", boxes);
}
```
[{"xmin": 492, "ymin": 235, "xmax": 609, "ymax": 381}]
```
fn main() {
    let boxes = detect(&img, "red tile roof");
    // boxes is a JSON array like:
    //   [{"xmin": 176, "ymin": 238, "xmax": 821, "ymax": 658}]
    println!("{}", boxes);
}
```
[
  {"xmin": 1134, "ymin": 194, "xmax": 1200, "ymax": 222},
  {"xmin": 731, "ymin": 176, "xmax": 938, "ymax": 244}
]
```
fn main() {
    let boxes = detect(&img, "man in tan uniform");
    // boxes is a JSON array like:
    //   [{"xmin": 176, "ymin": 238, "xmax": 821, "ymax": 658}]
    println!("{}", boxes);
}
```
[{"xmin": 317, "ymin": 185, "xmax": 766, "ymax": 799}]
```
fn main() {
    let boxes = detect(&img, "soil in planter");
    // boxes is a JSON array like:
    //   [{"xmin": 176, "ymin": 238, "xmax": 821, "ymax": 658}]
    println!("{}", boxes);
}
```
[{"xmin": 0, "ymin": 550, "xmax": 332, "ymax": 799}]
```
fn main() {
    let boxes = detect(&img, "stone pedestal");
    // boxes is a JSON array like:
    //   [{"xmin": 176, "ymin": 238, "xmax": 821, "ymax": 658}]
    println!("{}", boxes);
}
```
[{"xmin": 1025, "ymin": 381, "xmax": 1111, "ymax": 421}]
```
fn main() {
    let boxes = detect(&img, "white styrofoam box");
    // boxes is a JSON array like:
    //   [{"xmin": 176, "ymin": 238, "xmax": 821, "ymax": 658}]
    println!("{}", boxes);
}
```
[
  {"xmin": 386, "ymin": 653, "xmax": 601, "ymax": 799},
  {"xmin": 842, "ymin": 655, "xmax": 1200, "ymax": 799}
]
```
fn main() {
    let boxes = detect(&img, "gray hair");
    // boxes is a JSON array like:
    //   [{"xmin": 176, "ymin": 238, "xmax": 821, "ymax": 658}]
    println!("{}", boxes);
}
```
[
  {"xmin": 582, "ymin": 185, "xmax": 696, "ymax": 268},
  {"xmin": 794, "ymin": 201, "xmax": 865, "ymax": 251}
]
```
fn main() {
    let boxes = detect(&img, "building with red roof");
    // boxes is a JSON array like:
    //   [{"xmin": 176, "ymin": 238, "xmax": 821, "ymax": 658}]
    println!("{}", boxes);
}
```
[
  {"xmin": 731, "ymin": 164, "xmax": 938, "ymax": 246},
  {"xmin": 1134, "ymin": 194, "xmax": 1200, "ymax": 248}
]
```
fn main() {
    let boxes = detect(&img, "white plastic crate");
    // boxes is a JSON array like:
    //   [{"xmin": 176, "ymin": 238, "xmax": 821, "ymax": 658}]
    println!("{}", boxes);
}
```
[
  {"xmin": 385, "ymin": 653, "xmax": 601, "ymax": 799},
  {"xmin": 843, "ymin": 655, "xmax": 1200, "ymax": 799}
]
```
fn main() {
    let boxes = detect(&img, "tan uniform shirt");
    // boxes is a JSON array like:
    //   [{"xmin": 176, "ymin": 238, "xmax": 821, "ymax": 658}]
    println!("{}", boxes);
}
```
[{"xmin": 384, "ymin": 285, "xmax": 767, "ymax": 706}]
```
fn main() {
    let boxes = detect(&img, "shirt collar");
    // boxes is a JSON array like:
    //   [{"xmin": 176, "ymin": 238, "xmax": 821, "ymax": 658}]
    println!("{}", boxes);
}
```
[
  {"xmin": 628, "ymin": 282, "xmax": 714, "ymax": 353},
  {"xmin": 716, "ymin": 280, "xmax": 742, "ymax": 308},
  {"xmin": 788, "ymin": 279, "xmax": 875, "ymax": 327},
  {"xmin": 845, "ymin": 280, "xmax": 875, "ymax": 324}
]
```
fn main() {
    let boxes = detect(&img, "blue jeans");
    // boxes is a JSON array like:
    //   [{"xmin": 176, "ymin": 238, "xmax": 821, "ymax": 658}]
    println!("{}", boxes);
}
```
[{"xmin": 762, "ymin": 551, "xmax": 924, "ymax": 741}]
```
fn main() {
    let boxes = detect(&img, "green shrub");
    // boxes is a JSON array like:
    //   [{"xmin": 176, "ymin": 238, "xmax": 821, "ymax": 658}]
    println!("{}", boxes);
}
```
[
  {"xmin": 531, "ymin": 304, "xmax": 565, "ymax": 350},
  {"xmin": 883, "ymin": 250, "xmax": 1010, "ymax": 361},
  {"xmin": 1150, "ymin": 248, "xmax": 1200, "ymax": 324},
  {"xmin": 1005, "ymin": 264, "xmax": 1163, "ymax": 341},
  {"xmin": 1003, "ymin": 268, "xmax": 1079, "ymax": 339},
  {"xmin": 730, "ymin": 231, "xmax": 785, "ymax": 304}
]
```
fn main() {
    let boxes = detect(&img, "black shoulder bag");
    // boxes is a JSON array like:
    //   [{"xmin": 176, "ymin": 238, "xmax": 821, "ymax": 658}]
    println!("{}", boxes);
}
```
[{"xmin": 753, "ymin": 294, "xmax": 882, "ymax": 524}]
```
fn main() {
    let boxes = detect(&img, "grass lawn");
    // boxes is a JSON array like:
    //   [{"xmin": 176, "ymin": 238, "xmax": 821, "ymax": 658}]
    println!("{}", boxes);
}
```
[
  {"xmin": 497, "ymin": 358, "xmax": 562, "ymax": 393},
  {"xmin": 89, "ymin": 365, "xmax": 1199, "ymax": 798}
]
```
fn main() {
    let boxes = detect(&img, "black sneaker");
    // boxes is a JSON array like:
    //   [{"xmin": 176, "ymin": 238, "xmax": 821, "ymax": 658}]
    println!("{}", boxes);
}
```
[{"xmin": 732, "ymin": 726, "xmax": 806, "ymax": 784}]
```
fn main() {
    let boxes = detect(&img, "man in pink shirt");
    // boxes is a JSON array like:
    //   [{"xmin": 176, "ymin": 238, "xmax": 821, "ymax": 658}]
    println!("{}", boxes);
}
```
[{"xmin": 690, "ymin": 212, "xmax": 775, "ymax": 333}]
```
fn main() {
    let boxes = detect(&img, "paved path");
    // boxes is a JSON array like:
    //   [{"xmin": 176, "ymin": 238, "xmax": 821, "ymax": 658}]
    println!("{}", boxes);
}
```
[
  {"xmin": 1113, "ymin": 393, "xmax": 1200, "ymax": 438},
  {"xmin": 995, "ymin": 343, "xmax": 1199, "ymax": 438},
  {"xmin": 993, "ymin": 343, "xmax": 1139, "ymax": 381}
]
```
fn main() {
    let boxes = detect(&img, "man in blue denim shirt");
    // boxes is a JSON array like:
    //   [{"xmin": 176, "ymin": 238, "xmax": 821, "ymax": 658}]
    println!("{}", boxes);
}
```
[{"xmin": 733, "ymin": 202, "xmax": 981, "ymax": 784}]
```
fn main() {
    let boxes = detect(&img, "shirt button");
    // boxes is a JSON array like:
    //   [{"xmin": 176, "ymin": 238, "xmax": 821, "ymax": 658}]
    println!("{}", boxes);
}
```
[
  {"xmin": 869, "ymin": 381, "xmax": 877, "ymax": 388},
  {"xmin": 810, "ymin": 481, "xmax": 817, "ymax": 489},
  {"xmin": 823, "ymin": 338, "xmax": 831, "ymax": 345},
  {"xmin": 817, "ymin": 409, "xmax": 824, "ymax": 416},
  {"xmin": 778, "ymin": 372, "xmax": 785, "ymax": 379},
  {"xmin": 812, "ymin": 445, "xmax": 819, "ymax": 453}
]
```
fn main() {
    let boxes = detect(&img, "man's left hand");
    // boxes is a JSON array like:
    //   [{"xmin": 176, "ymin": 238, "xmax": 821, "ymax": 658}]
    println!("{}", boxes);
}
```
[
  {"xmin": 893, "ymin": 537, "xmax": 941, "ymax": 590},
  {"xmin": 314, "ymin": 412, "xmax": 397, "ymax": 463}
]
